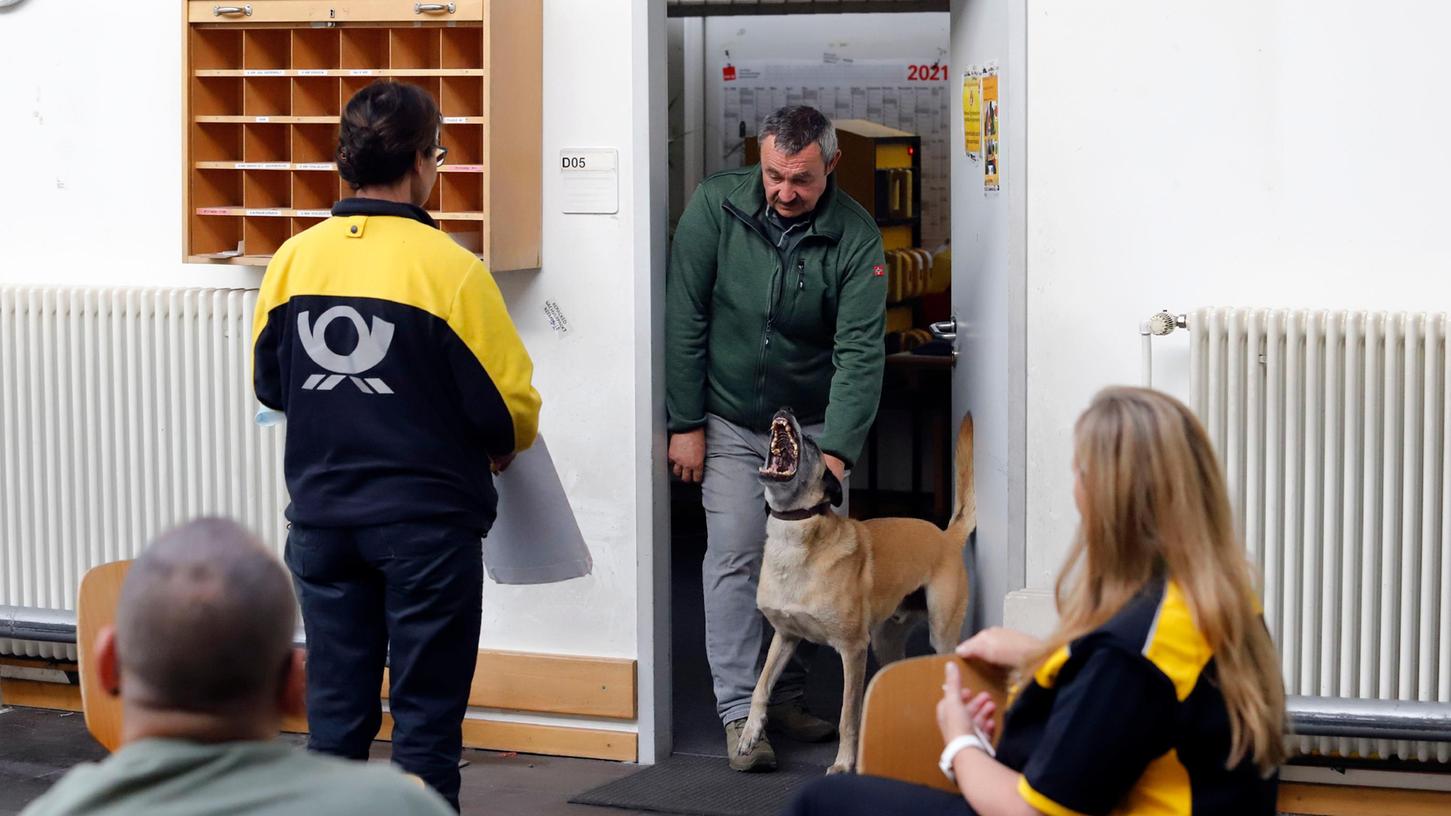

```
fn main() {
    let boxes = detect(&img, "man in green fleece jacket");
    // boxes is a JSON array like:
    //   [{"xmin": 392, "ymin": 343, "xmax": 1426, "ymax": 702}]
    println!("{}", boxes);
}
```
[{"xmin": 667, "ymin": 106, "xmax": 886, "ymax": 771}]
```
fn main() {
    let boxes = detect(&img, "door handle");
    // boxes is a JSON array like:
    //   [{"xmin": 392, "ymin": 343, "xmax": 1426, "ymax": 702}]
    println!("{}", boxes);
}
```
[
  {"xmin": 931, "ymin": 317, "xmax": 959, "ymax": 366},
  {"xmin": 212, "ymin": 4, "xmax": 252, "ymax": 15}
]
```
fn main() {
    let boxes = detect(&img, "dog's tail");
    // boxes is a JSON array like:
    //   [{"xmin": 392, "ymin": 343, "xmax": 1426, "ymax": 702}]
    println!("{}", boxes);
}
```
[{"xmin": 946, "ymin": 413, "xmax": 976, "ymax": 545}]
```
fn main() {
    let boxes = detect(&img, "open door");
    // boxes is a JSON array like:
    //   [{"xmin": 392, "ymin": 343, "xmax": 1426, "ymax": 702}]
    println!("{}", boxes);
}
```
[{"xmin": 946, "ymin": 0, "xmax": 1028, "ymax": 631}]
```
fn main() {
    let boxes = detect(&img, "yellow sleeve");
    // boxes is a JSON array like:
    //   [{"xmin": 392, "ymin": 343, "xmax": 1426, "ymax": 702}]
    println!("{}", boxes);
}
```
[
  {"xmin": 1017, "ymin": 776, "xmax": 1091, "ymax": 816},
  {"xmin": 446, "ymin": 261, "xmax": 542, "ymax": 455}
]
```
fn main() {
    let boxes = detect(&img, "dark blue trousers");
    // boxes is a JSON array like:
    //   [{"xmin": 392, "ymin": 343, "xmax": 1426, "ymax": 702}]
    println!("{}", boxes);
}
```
[
  {"xmin": 285, "ymin": 521, "xmax": 483, "ymax": 812},
  {"xmin": 785, "ymin": 774, "xmax": 977, "ymax": 816}
]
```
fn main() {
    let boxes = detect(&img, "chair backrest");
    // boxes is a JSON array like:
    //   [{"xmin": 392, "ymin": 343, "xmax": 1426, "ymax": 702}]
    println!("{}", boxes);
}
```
[
  {"xmin": 77, "ymin": 560, "xmax": 132, "ymax": 752},
  {"xmin": 858, "ymin": 655, "xmax": 1451, "ymax": 815},
  {"xmin": 856, "ymin": 654, "xmax": 1009, "ymax": 793}
]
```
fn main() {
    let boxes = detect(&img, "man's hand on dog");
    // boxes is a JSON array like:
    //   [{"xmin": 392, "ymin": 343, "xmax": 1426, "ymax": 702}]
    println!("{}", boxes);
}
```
[
  {"xmin": 669, "ymin": 429, "xmax": 706, "ymax": 483},
  {"xmin": 822, "ymin": 453, "xmax": 846, "ymax": 483}
]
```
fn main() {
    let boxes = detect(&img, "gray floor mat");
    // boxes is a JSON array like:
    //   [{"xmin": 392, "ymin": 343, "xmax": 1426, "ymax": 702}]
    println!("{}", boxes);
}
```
[{"xmin": 569, "ymin": 754, "xmax": 825, "ymax": 816}]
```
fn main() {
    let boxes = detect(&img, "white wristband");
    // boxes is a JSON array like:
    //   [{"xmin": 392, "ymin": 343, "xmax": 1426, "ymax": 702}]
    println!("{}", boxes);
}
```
[{"xmin": 938, "ymin": 734, "xmax": 988, "ymax": 782}]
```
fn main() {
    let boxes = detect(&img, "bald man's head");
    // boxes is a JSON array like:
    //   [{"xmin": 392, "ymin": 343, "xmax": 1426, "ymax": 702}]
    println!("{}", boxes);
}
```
[{"xmin": 115, "ymin": 518, "xmax": 296, "ymax": 713}]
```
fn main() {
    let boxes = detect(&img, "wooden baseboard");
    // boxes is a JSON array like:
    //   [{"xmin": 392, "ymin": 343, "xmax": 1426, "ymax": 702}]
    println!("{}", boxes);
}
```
[
  {"xmin": 280, "ymin": 712, "xmax": 636, "ymax": 762},
  {"xmin": 0, "ymin": 657, "xmax": 78, "ymax": 674},
  {"xmin": 6, "ymin": 648, "xmax": 639, "ymax": 763},
  {"xmin": 1278, "ymin": 782, "xmax": 1451, "ymax": 815},
  {"xmin": 0, "ymin": 678, "xmax": 84, "ymax": 712},
  {"xmin": 381, "ymin": 649, "xmax": 636, "ymax": 721},
  {"xmin": 459, "ymin": 717, "xmax": 636, "ymax": 762}
]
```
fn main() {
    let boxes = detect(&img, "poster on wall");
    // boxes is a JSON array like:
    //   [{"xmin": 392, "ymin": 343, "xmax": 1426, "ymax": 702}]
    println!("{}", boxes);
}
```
[
  {"xmin": 720, "ymin": 59, "xmax": 951, "ymax": 247},
  {"xmin": 962, "ymin": 70, "xmax": 982, "ymax": 160},
  {"xmin": 981, "ymin": 65, "xmax": 1000, "ymax": 193}
]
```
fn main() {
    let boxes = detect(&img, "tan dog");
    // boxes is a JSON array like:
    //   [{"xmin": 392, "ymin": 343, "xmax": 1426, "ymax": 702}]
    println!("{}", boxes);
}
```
[{"xmin": 737, "ymin": 408, "xmax": 976, "ymax": 774}]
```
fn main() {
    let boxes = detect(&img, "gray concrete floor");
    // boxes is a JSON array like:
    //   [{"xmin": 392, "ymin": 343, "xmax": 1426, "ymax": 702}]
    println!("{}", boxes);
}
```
[{"xmin": 0, "ymin": 706, "xmax": 648, "ymax": 816}]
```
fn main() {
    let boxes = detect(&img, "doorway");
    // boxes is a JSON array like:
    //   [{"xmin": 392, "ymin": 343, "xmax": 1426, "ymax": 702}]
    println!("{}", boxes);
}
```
[{"xmin": 659, "ymin": 3, "xmax": 967, "ymax": 769}]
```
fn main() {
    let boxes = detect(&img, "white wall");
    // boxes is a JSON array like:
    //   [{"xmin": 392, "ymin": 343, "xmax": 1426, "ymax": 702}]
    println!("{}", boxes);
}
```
[
  {"xmin": 702, "ymin": 12, "xmax": 950, "ymax": 175},
  {"xmin": 950, "ymin": 0, "xmax": 1028, "ymax": 628},
  {"xmin": 0, "ymin": 0, "xmax": 660, "ymax": 743},
  {"xmin": 1023, "ymin": 0, "xmax": 1451, "ymax": 594}
]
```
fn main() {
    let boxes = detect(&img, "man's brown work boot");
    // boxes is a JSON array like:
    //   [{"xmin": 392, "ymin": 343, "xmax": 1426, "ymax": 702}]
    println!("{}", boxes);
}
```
[
  {"xmin": 724, "ymin": 718, "xmax": 777, "ymax": 772},
  {"xmin": 766, "ymin": 702, "xmax": 838, "ymax": 743}
]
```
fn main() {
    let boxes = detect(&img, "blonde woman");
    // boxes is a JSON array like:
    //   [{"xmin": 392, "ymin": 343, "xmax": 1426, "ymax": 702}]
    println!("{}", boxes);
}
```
[{"xmin": 787, "ymin": 387, "xmax": 1286, "ymax": 815}]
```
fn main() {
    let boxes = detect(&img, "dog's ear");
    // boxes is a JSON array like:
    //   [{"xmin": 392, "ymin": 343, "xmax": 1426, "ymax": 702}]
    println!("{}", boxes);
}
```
[{"xmin": 822, "ymin": 468, "xmax": 843, "ymax": 507}]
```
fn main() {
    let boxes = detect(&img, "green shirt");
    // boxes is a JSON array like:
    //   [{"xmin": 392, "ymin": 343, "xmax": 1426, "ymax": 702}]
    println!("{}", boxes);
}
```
[{"xmin": 21, "ymin": 738, "xmax": 454, "ymax": 816}]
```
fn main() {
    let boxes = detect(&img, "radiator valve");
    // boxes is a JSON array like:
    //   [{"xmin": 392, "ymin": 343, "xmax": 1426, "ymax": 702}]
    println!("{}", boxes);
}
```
[{"xmin": 1145, "ymin": 311, "xmax": 1183, "ymax": 336}]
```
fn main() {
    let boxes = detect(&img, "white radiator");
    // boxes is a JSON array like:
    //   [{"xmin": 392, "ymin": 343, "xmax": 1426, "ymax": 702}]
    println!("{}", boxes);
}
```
[
  {"xmin": 1188, "ymin": 308, "xmax": 1450, "ymax": 762},
  {"xmin": 0, "ymin": 286, "xmax": 287, "ymax": 660}
]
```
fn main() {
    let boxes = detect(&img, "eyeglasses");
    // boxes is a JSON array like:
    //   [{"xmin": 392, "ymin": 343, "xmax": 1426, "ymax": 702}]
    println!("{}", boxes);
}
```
[{"xmin": 434, "ymin": 144, "xmax": 448, "ymax": 167}]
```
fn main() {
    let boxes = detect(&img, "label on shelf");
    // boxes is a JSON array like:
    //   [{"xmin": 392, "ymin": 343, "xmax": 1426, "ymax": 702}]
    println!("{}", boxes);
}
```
[
  {"xmin": 255, "ymin": 116, "xmax": 271, "ymax": 123},
  {"xmin": 297, "ymin": 209, "xmax": 333, "ymax": 218},
  {"xmin": 245, "ymin": 209, "xmax": 285, "ymax": 217},
  {"xmin": 196, "ymin": 208, "xmax": 234, "ymax": 216},
  {"xmin": 450, "ymin": 164, "xmax": 485, "ymax": 173},
  {"xmin": 238, "ymin": 162, "xmax": 291, "ymax": 170},
  {"xmin": 443, "ymin": 116, "xmax": 471, "ymax": 124},
  {"xmin": 348, "ymin": 69, "xmax": 376, "ymax": 76},
  {"xmin": 295, "ymin": 163, "xmax": 335, "ymax": 171},
  {"xmin": 244, "ymin": 70, "xmax": 286, "ymax": 77},
  {"xmin": 298, "ymin": 70, "xmax": 329, "ymax": 77}
]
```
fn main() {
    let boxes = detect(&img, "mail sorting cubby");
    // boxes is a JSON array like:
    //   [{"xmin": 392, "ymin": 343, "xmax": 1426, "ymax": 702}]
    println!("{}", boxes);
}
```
[
  {"xmin": 441, "ymin": 75, "xmax": 483, "ymax": 118},
  {"xmin": 293, "ymin": 170, "xmax": 337, "ymax": 214},
  {"xmin": 292, "ymin": 123, "xmax": 336, "ymax": 166},
  {"xmin": 185, "ymin": 2, "xmax": 542, "ymax": 269},
  {"xmin": 293, "ymin": 76, "xmax": 340, "ymax": 118},
  {"xmin": 441, "ymin": 170, "xmax": 483, "ymax": 216},
  {"xmin": 244, "ymin": 216, "xmax": 293, "ymax": 258},
  {"xmin": 243, "ymin": 122, "xmax": 289, "ymax": 164},
  {"xmin": 291, "ymin": 27, "xmax": 338, "ymax": 72},
  {"xmin": 339, "ymin": 27, "xmax": 388, "ymax": 69},
  {"xmin": 190, "ymin": 168, "xmax": 243, "ymax": 255},
  {"xmin": 390, "ymin": 27, "xmax": 440, "ymax": 69}
]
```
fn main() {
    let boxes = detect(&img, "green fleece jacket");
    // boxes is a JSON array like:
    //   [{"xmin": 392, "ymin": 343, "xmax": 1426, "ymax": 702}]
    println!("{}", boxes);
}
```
[{"xmin": 666, "ymin": 165, "xmax": 887, "ymax": 466}]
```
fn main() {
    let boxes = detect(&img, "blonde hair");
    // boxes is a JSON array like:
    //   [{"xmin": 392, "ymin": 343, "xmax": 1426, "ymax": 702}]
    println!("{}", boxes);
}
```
[{"xmin": 1030, "ymin": 386, "xmax": 1286, "ymax": 773}]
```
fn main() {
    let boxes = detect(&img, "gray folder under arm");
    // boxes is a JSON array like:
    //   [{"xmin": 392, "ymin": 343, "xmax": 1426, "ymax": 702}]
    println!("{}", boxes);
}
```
[{"xmin": 483, "ymin": 435, "xmax": 593, "ymax": 584}]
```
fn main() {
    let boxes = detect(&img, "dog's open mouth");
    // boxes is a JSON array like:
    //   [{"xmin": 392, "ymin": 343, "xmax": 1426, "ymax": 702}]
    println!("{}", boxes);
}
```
[{"xmin": 760, "ymin": 415, "xmax": 799, "ymax": 481}]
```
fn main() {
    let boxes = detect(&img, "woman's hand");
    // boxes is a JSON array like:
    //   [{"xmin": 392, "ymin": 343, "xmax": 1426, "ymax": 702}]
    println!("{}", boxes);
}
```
[
  {"xmin": 937, "ymin": 662, "xmax": 999, "ymax": 743},
  {"xmin": 955, "ymin": 626, "xmax": 1044, "ymax": 669},
  {"xmin": 964, "ymin": 690, "xmax": 997, "ymax": 740},
  {"xmin": 937, "ymin": 661, "xmax": 1038, "ymax": 816},
  {"xmin": 936, "ymin": 661, "xmax": 975, "ymax": 743}
]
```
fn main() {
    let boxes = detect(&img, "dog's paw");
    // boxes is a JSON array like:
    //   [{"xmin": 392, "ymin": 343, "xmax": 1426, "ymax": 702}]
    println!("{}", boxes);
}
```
[{"xmin": 826, "ymin": 761, "xmax": 855, "ymax": 775}]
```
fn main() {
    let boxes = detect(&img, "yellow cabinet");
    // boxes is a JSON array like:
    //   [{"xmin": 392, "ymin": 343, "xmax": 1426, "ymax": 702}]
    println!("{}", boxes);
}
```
[{"xmin": 183, "ymin": 0, "xmax": 541, "ymax": 270}]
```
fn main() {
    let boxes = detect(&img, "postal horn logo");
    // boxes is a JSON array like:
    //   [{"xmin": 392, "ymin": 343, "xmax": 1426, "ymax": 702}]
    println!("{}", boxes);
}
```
[{"xmin": 297, "ymin": 306, "xmax": 396, "ymax": 394}]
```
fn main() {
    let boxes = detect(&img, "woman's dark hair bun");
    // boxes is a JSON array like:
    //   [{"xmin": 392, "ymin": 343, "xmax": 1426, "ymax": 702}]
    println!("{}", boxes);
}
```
[{"xmin": 336, "ymin": 81, "xmax": 440, "ymax": 190}]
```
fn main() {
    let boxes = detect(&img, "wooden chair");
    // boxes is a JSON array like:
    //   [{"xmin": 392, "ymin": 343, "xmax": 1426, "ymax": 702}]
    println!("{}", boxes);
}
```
[
  {"xmin": 76, "ymin": 560, "xmax": 132, "ymax": 752},
  {"xmin": 856, "ymin": 653, "xmax": 1008, "ymax": 794},
  {"xmin": 855, "ymin": 653, "xmax": 1451, "ymax": 815}
]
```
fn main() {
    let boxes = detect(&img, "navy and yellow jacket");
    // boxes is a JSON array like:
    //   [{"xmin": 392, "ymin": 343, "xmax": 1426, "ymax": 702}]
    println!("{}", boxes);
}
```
[
  {"xmin": 994, "ymin": 579, "xmax": 1278, "ymax": 816},
  {"xmin": 252, "ymin": 198, "xmax": 541, "ymax": 533}
]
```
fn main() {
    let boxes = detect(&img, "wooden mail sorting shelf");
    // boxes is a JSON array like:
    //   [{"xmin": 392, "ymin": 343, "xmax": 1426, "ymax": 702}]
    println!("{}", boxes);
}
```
[{"xmin": 183, "ymin": 1, "xmax": 541, "ymax": 270}]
